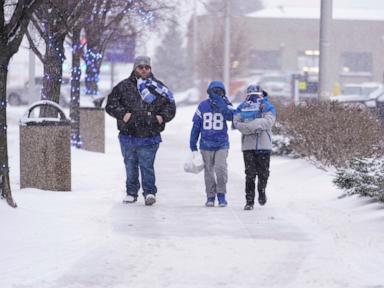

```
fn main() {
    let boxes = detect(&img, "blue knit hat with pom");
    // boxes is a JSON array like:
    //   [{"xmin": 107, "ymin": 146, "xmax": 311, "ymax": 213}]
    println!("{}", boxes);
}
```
[{"xmin": 246, "ymin": 84, "xmax": 263, "ymax": 96}]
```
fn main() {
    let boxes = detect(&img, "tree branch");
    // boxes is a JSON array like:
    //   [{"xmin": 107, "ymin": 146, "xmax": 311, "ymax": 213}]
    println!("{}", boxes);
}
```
[
  {"xmin": 5, "ymin": 0, "xmax": 42, "ymax": 41},
  {"xmin": 100, "ymin": 0, "xmax": 112, "ymax": 28},
  {"xmin": 25, "ymin": 29, "xmax": 45, "ymax": 64},
  {"xmin": 104, "ymin": 1, "xmax": 135, "ymax": 31},
  {"xmin": 4, "ymin": 0, "xmax": 25, "ymax": 39},
  {"xmin": 30, "ymin": 13, "xmax": 48, "ymax": 42},
  {"xmin": 0, "ymin": 2, "xmax": 5, "ymax": 33}
]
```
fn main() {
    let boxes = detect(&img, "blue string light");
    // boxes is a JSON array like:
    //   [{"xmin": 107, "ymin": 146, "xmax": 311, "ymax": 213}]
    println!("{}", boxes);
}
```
[
  {"xmin": 84, "ymin": 47, "xmax": 103, "ymax": 96},
  {"xmin": 0, "ymin": 164, "xmax": 9, "ymax": 173},
  {"xmin": 71, "ymin": 134, "xmax": 83, "ymax": 148},
  {"xmin": 0, "ymin": 100, "xmax": 7, "ymax": 109}
]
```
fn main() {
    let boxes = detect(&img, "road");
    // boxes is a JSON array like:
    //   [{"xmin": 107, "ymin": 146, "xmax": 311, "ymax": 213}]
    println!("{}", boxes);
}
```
[{"xmin": 2, "ymin": 105, "xmax": 384, "ymax": 288}]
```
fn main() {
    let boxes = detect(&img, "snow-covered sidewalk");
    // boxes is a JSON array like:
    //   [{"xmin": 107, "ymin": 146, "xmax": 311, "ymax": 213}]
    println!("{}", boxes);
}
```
[{"xmin": 1, "ymin": 105, "xmax": 384, "ymax": 288}]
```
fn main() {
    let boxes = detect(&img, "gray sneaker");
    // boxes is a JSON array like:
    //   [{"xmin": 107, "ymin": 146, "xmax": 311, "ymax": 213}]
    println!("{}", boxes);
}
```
[{"xmin": 123, "ymin": 195, "xmax": 137, "ymax": 203}]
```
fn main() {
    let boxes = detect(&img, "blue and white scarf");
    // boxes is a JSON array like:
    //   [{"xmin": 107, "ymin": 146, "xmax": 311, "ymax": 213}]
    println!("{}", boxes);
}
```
[{"xmin": 137, "ymin": 78, "xmax": 174, "ymax": 104}]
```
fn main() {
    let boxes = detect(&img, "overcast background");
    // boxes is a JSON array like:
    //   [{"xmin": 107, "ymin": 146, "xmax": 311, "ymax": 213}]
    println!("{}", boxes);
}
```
[{"xmin": 264, "ymin": 0, "xmax": 384, "ymax": 9}]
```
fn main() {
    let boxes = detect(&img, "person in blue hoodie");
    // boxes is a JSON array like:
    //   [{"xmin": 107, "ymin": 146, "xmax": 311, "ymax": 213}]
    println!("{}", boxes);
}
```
[
  {"xmin": 233, "ymin": 84, "xmax": 276, "ymax": 210},
  {"xmin": 189, "ymin": 81, "xmax": 234, "ymax": 207}
]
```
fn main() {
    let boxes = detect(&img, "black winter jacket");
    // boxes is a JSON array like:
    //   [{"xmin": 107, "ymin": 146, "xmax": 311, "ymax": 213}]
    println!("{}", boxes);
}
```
[{"xmin": 105, "ymin": 72, "xmax": 176, "ymax": 137}]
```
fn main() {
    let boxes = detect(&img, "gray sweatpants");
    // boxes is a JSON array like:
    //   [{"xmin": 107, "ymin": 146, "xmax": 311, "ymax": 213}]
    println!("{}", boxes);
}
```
[{"xmin": 201, "ymin": 149, "xmax": 229, "ymax": 198}]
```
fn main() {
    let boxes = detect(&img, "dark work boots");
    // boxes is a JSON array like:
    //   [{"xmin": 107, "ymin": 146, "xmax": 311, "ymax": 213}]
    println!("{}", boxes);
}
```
[
  {"xmin": 258, "ymin": 190, "xmax": 267, "ymax": 206},
  {"xmin": 244, "ymin": 203, "xmax": 254, "ymax": 210}
]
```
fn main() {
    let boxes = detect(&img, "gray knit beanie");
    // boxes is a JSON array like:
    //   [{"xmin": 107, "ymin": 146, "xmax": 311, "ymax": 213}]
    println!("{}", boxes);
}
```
[{"xmin": 133, "ymin": 56, "xmax": 151, "ymax": 70}]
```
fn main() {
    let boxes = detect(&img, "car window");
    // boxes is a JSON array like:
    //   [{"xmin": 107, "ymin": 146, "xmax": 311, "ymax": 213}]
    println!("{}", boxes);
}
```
[
  {"xmin": 342, "ymin": 86, "xmax": 361, "ymax": 95},
  {"xmin": 61, "ymin": 78, "xmax": 70, "ymax": 85},
  {"xmin": 342, "ymin": 86, "xmax": 378, "ymax": 96},
  {"xmin": 361, "ymin": 87, "xmax": 377, "ymax": 96},
  {"xmin": 30, "ymin": 77, "xmax": 70, "ymax": 86}
]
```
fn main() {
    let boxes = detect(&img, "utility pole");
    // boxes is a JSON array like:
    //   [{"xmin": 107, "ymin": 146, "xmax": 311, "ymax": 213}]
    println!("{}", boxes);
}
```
[
  {"xmin": 318, "ymin": 0, "xmax": 333, "ymax": 101},
  {"xmin": 110, "ymin": 61, "xmax": 115, "ymax": 91},
  {"xmin": 223, "ymin": 0, "xmax": 231, "ymax": 93},
  {"xmin": 192, "ymin": 0, "xmax": 198, "ymax": 89}
]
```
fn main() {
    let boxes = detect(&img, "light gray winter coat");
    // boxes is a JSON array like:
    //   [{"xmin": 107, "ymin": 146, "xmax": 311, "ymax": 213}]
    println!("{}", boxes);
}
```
[{"xmin": 233, "ymin": 110, "xmax": 276, "ymax": 151}]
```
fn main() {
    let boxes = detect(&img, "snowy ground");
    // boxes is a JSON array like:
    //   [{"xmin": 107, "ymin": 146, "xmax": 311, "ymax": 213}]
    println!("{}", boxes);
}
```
[{"xmin": 1, "ymin": 105, "xmax": 384, "ymax": 288}]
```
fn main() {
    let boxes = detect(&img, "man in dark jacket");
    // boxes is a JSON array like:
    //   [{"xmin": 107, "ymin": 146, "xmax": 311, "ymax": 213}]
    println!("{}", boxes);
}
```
[{"xmin": 106, "ymin": 56, "xmax": 176, "ymax": 206}]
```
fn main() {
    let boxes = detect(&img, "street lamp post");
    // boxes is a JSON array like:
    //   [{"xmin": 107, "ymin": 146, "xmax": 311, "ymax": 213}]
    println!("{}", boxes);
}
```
[
  {"xmin": 193, "ymin": 0, "xmax": 198, "ymax": 89},
  {"xmin": 223, "ymin": 0, "xmax": 231, "ymax": 93},
  {"xmin": 319, "ymin": 0, "xmax": 333, "ymax": 101}
]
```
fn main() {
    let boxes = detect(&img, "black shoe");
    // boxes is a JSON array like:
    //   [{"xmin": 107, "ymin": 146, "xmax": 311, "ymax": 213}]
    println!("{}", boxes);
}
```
[
  {"xmin": 205, "ymin": 197, "xmax": 215, "ymax": 207},
  {"xmin": 258, "ymin": 191, "xmax": 267, "ymax": 206},
  {"xmin": 145, "ymin": 194, "xmax": 156, "ymax": 206},
  {"xmin": 244, "ymin": 203, "xmax": 254, "ymax": 210}
]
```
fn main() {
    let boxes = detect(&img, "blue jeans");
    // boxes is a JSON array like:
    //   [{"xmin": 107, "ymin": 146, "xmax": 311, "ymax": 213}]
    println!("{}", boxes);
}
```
[{"xmin": 119, "ymin": 136, "xmax": 159, "ymax": 197}]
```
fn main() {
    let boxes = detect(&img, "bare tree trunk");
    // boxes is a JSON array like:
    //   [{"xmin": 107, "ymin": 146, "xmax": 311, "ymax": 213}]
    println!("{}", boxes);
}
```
[
  {"xmin": 0, "ymin": 58, "xmax": 17, "ymax": 208},
  {"xmin": 41, "ymin": 35, "xmax": 66, "ymax": 117}
]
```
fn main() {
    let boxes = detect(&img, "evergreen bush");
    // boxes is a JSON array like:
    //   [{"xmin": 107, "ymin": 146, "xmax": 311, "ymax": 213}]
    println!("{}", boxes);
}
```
[{"xmin": 334, "ymin": 157, "xmax": 384, "ymax": 201}]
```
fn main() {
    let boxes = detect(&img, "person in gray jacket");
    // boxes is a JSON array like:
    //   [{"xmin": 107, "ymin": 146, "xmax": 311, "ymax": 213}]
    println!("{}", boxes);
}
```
[{"xmin": 233, "ymin": 84, "xmax": 276, "ymax": 210}]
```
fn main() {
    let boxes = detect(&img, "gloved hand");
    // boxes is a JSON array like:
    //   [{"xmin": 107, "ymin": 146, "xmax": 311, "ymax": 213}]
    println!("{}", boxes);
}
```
[
  {"xmin": 209, "ymin": 92, "xmax": 228, "ymax": 111},
  {"xmin": 240, "ymin": 101, "xmax": 262, "ymax": 122},
  {"xmin": 144, "ymin": 78, "xmax": 154, "ymax": 88},
  {"xmin": 145, "ymin": 78, "xmax": 174, "ymax": 102}
]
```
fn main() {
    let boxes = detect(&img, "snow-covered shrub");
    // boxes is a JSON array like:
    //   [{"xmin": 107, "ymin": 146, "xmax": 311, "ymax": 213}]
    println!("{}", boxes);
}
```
[
  {"xmin": 334, "ymin": 157, "xmax": 384, "ymax": 201},
  {"xmin": 270, "ymin": 99, "xmax": 298, "ymax": 157},
  {"xmin": 272, "ymin": 122, "xmax": 299, "ymax": 157},
  {"xmin": 275, "ymin": 100, "xmax": 384, "ymax": 167}
]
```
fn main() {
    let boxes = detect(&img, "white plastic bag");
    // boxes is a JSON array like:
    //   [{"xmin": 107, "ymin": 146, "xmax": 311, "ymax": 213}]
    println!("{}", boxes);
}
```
[{"xmin": 184, "ymin": 151, "xmax": 204, "ymax": 174}]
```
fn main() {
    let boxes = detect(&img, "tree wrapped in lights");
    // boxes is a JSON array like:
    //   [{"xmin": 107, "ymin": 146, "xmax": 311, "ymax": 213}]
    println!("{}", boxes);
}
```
[
  {"xmin": 82, "ymin": 0, "xmax": 171, "ymax": 105},
  {"xmin": 69, "ymin": 26, "xmax": 85, "ymax": 148},
  {"xmin": 27, "ymin": 0, "xmax": 88, "ymax": 117},
  {"xmin": 67, "ymin": 0, "xmax": 172, "ymax": 147},
  {"xmin": 0, "ymin": 0, "xmax": 43, "ymax": 208},
  {"xmin": 69, "ymin": 0, "xmax": 142, "ymax": 147}
]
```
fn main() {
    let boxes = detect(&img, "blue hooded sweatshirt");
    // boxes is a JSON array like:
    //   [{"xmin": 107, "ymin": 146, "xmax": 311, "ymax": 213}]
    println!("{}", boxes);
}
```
[{"xmin": 189, "ymin": 81, "xmax": 232, "ymax": 151}]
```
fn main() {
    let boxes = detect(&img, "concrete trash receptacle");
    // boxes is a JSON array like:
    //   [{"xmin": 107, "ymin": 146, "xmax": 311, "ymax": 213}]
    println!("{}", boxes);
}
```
[
  {"xmin": 79, "ymin": 107, "xmax": 105, "ymax": 153},
  {"xmin": 20, "ymin": 100, "xmax": 71, "ymax": 191}
]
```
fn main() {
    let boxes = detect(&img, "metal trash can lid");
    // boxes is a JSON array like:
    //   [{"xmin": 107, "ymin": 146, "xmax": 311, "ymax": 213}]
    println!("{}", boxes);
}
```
[{"xmin": 20, "ymin": 100, "xmax": 70, "ymax": 126}]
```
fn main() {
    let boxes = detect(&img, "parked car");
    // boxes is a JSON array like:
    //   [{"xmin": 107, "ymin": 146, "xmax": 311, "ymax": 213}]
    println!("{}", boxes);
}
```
[
  {"xmin": 257, "ymin": 73, "xmax": 291, "ymax": 98},
  {"xmin": 330, "ymin": 82, "xmax": 384, "ymax": 108},
  {"xmin": 7, "ymin": 77, "xmax": 71, "ymax": 107},
  {"xmin": 173, "ymin": 87, "xmax": 200, "ymax": 106}
]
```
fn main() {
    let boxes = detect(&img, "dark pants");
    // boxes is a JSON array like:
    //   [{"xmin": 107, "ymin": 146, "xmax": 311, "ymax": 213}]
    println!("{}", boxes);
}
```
[
  {"xmin": 243, "ymin": 151, "xmax": 270, "ymax": 205},
  {"xmin": 119, "ymin": 136, "xmax": 159, "ymax": 197}
]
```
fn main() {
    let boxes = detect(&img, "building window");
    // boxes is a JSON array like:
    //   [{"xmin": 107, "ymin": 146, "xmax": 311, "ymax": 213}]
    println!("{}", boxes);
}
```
[
  {"xmin": 248, "ymin": 50, "xmax": 281, "ymax": 70},
  {"xmin": 341, "ymin": 52, "xmax": 372, "ymax": 74}
]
